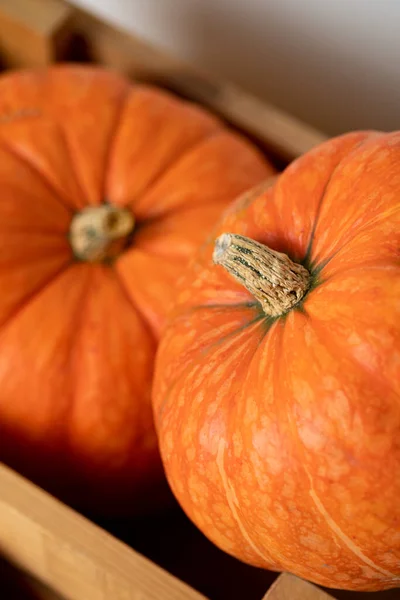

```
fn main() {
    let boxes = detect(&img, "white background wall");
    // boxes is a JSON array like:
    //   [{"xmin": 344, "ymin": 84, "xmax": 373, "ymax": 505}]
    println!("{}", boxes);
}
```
[{"xmin": 70, "ymin": 0, "xmax": 400, "ymax": 136}]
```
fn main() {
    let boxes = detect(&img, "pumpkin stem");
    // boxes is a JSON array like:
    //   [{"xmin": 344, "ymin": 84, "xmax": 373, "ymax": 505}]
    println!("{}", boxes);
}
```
[
  {"xmin": 69, "ymin": 204, "xmax": 135, "ymax": 263},
  {"xmin": 213, "ymin": 233, "xmax": 310, "ymax": 316}
]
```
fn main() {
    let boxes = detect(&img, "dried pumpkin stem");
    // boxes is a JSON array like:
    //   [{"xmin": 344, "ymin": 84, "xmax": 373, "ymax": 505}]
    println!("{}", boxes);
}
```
[
  {"xmin": 213, "ymin": 233, "xmax": 310, "ymax": 316},
  {"xmin": 69, "ymin": 204, "xmax": 135, "ymax": 263}
]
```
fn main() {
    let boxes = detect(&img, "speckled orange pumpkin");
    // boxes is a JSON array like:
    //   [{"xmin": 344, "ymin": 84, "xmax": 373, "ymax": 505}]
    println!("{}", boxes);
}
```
[
  {"xmin": 0, "ymin": 65, "xmax": 274, "ymax": 514},
  {"xmin": 153, "ymin": 131, "xmax": 400, "ymax": 590}
]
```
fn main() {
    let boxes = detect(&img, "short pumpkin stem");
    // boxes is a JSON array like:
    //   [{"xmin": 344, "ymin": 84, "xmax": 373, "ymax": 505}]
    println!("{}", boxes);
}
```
[
  {"xmin": 213, "ymin": 233, "xmax": 310, "ymax": 316},
  {"xmin": 69, "ymin": 204, "xmax": 135, "ymax": 263}
]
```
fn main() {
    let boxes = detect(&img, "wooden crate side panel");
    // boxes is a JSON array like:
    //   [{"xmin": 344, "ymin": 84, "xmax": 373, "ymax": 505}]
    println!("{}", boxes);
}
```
[{"xmin": 0, "ymin": 463, "xmax": 208, "ymax": 600}]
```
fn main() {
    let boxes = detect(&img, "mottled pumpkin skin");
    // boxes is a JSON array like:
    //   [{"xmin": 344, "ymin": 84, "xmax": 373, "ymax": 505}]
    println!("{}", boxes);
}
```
[
  {"xmin": 0, "ymin": 65, "xmax": 273, "ymax": 514},
  {"xmin": 153, "ymin": 131, "xmax": 400, "ymax": 590}
]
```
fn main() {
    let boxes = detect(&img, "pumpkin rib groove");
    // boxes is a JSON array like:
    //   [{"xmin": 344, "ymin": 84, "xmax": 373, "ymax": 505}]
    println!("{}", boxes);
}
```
[
  {"xmin": 63, "ymin": 267, "xmax": 94, "ymax": 453},
  {"xmin": 54, "ymin": 74, "xmax": 132, "ymax": 208},
  {"xmin": 132, "ymin": 129, "xmax": 244, "ymax": 220},
  {"xmin": 0, "ymin": 259, "xmax": 72, "ymax": 331},
  {"xmin": 0, "ymin": 236, "xmax": 71, "ymax": 269},
  {"xmin": 228, "ymin": 320, "xmax": 300, "ymax": 571},
  {"xmin": 58, "ymin": 124, "xmax": 98, "ymax": 208},
  {"xmin": 197, "ymin": 313, "xmax": 268, "ymax": 356},
  {"xmin": 311, "ymin": 135, "xmax": 397, "ymax": 262},
  {"xmin": 303, "ymin": 138, "xmax": 369, "ymax": 269},
  {"xmin": 186, "ymin": 301, "xmax": 261, "ymax": 314},
  {"xmin": 282, "ymin": 319, "xmax": 400, "ymax": 580},
  {"xmin": 155, "ymin": 315, "xmax": 267, "ymax": 425},
  {"xmin": 330, "ymin": 262, "xmax": 400, "ymax": 275},
  {"xmin": 313, "ymin": 302, "xmax": 400, "ymax": 406},
  {"xmin": 311, "ymin": 316, "xmax": 400, "ymax": 405},
  {"xmin": 55, "ymin": 264, "xmax": 159, "ymax": 513},
  {"xmin": 120, "ymin": 242, "xmax": 185, "ymax": 264},
  {"xmin": 130, "ymin": 199, "xmax": 259, "ymax": 264},
  {"xmin": 302, "ymin": 174, "xmax": 335, "ymax": 268},
  {"xmin": 311, "ymin": 262, "xmax": 400, "ymax": 291},
  {"xmin": 306, "ymin": 315, "xmax": 400, "ymax": 443},
  {"xmin": 107, "ymin": 86, "xmax": 224, "ymax": 215},
  {"xmin": 279, "ymin": 365, "xmax": 390, "ymax": 581},
  {"xmin": 304, "ymin": 456, "xmax": 399, "ymax": 583},
  {"xmin": 307, "ymin": 477, "xmax": 398, "ymax": 581},
  {"xmin": 277, "ymin": 322, "xmax": 358, "ymax": 574},
  {"xmin": 126, "ymin": 201, "xmax": 230, "ymax": 257},
  {"xmin": 311, "ymin": 205, "xmax": 400, "ymax": 275},
  {"xmin": 1, "ymin": 228, "xmax": 70, "ymax": 238},
  {"xmin": 266, "ymin": 319, "xmax": 303, "ymax": 570},
  {"xmin": 98, "ymin": 86, "xmax": 131, "ymax": 204},
  {"xmin": 236, "ymin": 318, "xmax": 327, "ymax": 579},
  {"xmin": 112, "ymin": 266, "xmax": 157, "ymax": 345},
  {"xmin": 255, "ymin": 179, "xmax": 282, "ymax": 248},
  {"xmin": 154, "ymin": 310, "xmax": 270, "ymax": 428},
  {"xmin": 0, "ymin": 137, "xmax": 75, "ymax": 215},
  {"xmin": 155, "ymin": 358, "xmax": 192, "ymax": 426},
  {"xmin": 216, "ymin": 438, "xmax": 278, "ymax": 566}
]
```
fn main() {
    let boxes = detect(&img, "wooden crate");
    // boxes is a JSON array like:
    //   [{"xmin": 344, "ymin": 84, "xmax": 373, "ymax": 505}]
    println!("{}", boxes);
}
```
[{"xmin": 0, "ymin": 2, "xmax": 395, "ymax": 600}]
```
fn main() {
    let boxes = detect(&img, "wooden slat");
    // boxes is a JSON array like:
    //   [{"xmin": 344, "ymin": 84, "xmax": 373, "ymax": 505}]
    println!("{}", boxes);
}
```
[
  {"xmin": 0, "ymin": 463, "xmax": 208, "ymax": 600},
  {"xmin": 263, "ymin": 573, "xmax": 335, "ymax": 600},
  {"xmin": 67, "ymin": 6, "xmax": 328, "ymax": 162},
  {"xmin": 0, "ymin": 0, "xmax": 73, "ymax": 67}
]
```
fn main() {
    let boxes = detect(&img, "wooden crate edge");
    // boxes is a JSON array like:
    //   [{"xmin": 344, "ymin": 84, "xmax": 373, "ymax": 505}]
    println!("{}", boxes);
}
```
[{"xmin": 263, "ymin": 573, "xmax": 335, "ymax": 599}]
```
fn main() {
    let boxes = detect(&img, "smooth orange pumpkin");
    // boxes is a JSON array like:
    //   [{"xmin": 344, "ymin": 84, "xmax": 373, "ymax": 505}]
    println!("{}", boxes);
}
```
[
  {"xmin": 153, "ymin": 131, "xmax": 400, "ymax": 590},
  {"xmin": 0, "ymin": 64, "xmax": 274, "ymax": 514}
]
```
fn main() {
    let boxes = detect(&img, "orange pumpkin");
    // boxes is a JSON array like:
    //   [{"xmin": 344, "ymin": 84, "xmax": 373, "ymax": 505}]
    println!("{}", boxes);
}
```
[
  {"xmin": 0, "ymin": 65, "xmax": 274, "ymax": 514},
  {"xmin": 153, "ymin": 131, "xmax": 400, "ymax": 590}
]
